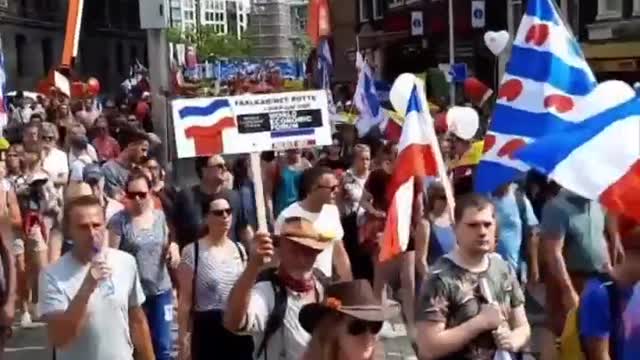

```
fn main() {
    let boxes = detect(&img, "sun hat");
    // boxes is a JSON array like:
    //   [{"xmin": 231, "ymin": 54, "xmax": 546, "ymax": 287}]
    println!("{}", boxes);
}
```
[
  {"xmin": 298, "ymin": 280, "xmax": 400, "ymax": 333},
  {"xmin": 277, "ymin": 217, "xmax": 333, "ymax": 251}
]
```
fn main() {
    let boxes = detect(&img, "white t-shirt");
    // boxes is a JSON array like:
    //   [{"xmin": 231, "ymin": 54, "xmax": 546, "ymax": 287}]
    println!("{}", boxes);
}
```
[
  {"xmin": 42, "ymin": 148, "xmax": 69, "ymax": 184},
  {"xmin": 38, "ymin": 249, "xmax": 146, "ymax": 360},
  {"xmin": 274, "ymin": 202, "xmax": 344, "ymax": 277}
]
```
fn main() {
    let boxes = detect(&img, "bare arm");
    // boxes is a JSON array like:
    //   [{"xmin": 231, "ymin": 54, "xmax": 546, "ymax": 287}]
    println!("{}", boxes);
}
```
[
  {"xmin": 414, "ymin": 218, "xmax": 430, "ymax": 279},
  {"xmin": 605, "ymin": 213, "xmax": 623, "ymax": 266},
  {"xmin": 507, "ymin": 305, "xmax": 531, "ymax": 351},
  {"xmin": 224, "ymin": 261, "xmax": 261, "ymax": 331},
  {"xmin": 108, "ymin": 230, "xmax": 121, "ymax": 248},
  {"xmin": 129, "ymin": 306, "xmax": 155, "ymax": 360},
  {"xmin": 42, "ymin": 282, "xmax": 94, "ymax": 347},
  {"xmin": 332, "ymin": 240, "xmax": 352, "ymax": 281},
  {"xmin": 176, "ymin": 263, "xmax": 193, "ymax": 353},
  {"xmin": 416, "ymin": 317, "xmax": 489, "ymax": 360},
  {"xmin": 542, "ymin": 233, "xmax": 577, "ymax": 307},
  {"xmin": 0, "ymin": 216, "xmax": 15, "ymax": 321},
  {"xmin": 527, "ymin": 228, "xmax": 540, "ymax": 283},
  {"xmin": 583, "ymin": 338, "xmax": 610, "ymax": 360}
]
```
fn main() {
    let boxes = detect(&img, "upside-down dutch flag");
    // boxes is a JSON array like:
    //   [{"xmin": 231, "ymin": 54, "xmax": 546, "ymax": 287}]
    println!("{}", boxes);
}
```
[
  {"xmin": 474, "ymin": 0, "xmax": 597, "ymax": 193},
  {"xmin": 379, "ymin": 86, "xmax": 438, "ymax": 262},
  {"xmin": 354, "ymin": 52, "xmax": 384, "ymax": 136},
  {"xmin": 516, "ymin": 81, "xmax": 640, "ymax": 222}
]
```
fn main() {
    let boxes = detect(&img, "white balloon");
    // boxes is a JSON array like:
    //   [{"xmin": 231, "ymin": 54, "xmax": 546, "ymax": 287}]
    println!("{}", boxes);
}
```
[
  {"xmin": 484, "ymin": 31, "xmax": 510, "ymax": 56},
  {"xmin": 447, "ymin": 106, "xmax": 479, "ymax": 140},
  {"xmin": 390, "ymin": 73, "xmax": 418, "ymax": 116}
]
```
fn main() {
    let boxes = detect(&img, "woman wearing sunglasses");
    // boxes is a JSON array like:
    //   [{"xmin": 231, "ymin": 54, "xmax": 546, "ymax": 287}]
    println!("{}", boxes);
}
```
[
  {"xmin": 107, "ymin": 169, "xmax": 180, "ymax": 360},
  {"xmin": 177, "ymin": 193, "xmax": 253, "ymax": 360},
  {"xmin": 300, "ymin": 280, "xmax": 399, "ymax": 360}
]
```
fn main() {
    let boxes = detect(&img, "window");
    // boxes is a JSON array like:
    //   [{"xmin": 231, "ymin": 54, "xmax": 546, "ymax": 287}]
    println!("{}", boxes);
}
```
[
  {"xmin": 41, "ymin": 38, "xmax": 53, "ymax": 75},
  {"xmin": 387, "ymin": 0, "xmax": 403, "ymax": 8},
  {"xmin": 0, "ymin": 0, "xmax": 8, "ymax": 9},
  {"xmin": 359, "ymin": 0, "xmax": 371, "ymax": 22},
  {"xmin": 15, "ymin": 35, "xmax": 26, "ymax": 77},
  {"xmin": 634, "ymin": 0, "xmax": 640, "ymax": 16},
  {"xmin": 373, "ymin": 0, "xmax": 384, "ymax": 19},
  {"xmin": 597, "ymin": 0, "xmax": 622, "ymax": 20}
]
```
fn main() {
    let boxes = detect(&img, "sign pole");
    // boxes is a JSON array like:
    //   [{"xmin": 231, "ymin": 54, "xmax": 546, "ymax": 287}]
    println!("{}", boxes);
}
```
[
  {"xmin": 249, "ymin": 152, "xmax": 268, "ymax": 234},
  {"xmin": 448, "ymin": 0, "xmax": 455, "ymax": 107}
]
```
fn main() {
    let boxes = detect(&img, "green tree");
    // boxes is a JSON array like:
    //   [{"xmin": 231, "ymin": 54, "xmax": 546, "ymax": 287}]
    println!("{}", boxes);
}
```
[{"xmin": 166, "ymin": 26, "xmax": 254, "ymax": 60}]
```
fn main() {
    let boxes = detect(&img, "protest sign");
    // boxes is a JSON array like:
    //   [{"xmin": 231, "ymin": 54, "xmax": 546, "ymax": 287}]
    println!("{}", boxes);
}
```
[{"xmin": 171, "ymin": 90, "xmax": 333, "ymax": 158}]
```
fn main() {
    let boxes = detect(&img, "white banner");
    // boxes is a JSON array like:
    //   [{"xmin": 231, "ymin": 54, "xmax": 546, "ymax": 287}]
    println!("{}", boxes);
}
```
[
  {"xmin": 171, "ymin": 90, "xmax": 333, "ymax": 158},
  {"xmin": 471, "ymin": 0, "xmax": 486, "ymax": 29}
]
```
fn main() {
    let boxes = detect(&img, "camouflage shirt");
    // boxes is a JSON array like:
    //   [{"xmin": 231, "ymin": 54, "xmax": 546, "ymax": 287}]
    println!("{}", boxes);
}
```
[{"xmin": 416, "ymin": 253, "xmax": 525, "ymax": 360}]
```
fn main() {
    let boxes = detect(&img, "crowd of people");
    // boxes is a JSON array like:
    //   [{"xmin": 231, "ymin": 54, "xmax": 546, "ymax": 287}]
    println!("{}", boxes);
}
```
[{"xmin": 0, "ymin": 87, "xmax": 636, "ymax": 360}]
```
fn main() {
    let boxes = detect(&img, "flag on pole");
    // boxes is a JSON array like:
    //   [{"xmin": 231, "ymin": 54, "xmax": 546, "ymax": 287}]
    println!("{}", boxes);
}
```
[
  {"xmin": 317, "ymin": 38, "xmax": 332, "ymax": 90},
  {"xmin": 474, "ymin": 0, "xmax": 596, "ymax": 193},
  {"xmin": 307, "ymin": 0, "xmax": 331, "ymax": 47},
  {"xmin": 354, "ymin": 53, "xmax": 384, "ymax": 136},
  {"xmin": 62, "ymin": 0, "xmax": 84, "ymax": 68},
  {"xmin": 379, "ymin": 85, "xmax": 438, "ymax": 262},
  {"xmin": 515, "ymin": 81, "xmax": 640, "ymax": 222}
]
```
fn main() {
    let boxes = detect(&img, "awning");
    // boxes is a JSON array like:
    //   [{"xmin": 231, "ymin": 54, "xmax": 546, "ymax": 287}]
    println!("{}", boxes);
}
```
[{"xmin": 582, "ymin": 41, "xmax": 640, "ymax": 59}]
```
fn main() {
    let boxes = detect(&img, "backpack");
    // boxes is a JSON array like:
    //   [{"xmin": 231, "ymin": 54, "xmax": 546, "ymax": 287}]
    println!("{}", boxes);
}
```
[
  {"xmin": 559, "ymin": 274, "xmax": 622, "ymax": 360},
  {"xmin": 254, "ymin": 267, "xmax": 330, "ymax": 358}
]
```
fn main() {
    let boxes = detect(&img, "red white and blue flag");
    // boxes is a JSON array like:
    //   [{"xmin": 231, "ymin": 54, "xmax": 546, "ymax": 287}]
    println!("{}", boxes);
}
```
[
  {"xmin": 174, "ymin": 98, "xmax": 236, "ymax": 157},
  {"xmin": 379, "ymin": 85, "xmax": 438, "ymax": 262},
  {"xmin": 475, "ymin": 0, "xmax": 597, "ymax": 192}
]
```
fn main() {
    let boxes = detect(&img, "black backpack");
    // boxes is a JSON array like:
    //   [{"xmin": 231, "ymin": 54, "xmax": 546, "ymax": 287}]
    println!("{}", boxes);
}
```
[{"xmin": 254, "ymin": 267, "xmax": 330, "ymax": 358}]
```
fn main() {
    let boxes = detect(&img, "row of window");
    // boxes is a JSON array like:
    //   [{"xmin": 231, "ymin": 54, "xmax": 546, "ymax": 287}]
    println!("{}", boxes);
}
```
[
  {"xmin": 598, "ymin": 0, "xmax": 640, "ymax": 19},
  {"xmin": 13, "ymin": 35, "xmax": 53, "ymax": 77},
  {"xmin": 359, "ymin": 0, "xmax": 420, "ymax": 23}
]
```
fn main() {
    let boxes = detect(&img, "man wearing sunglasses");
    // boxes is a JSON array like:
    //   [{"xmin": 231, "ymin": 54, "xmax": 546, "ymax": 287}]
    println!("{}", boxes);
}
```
[
  {"xmin": 416, "ymin": 194, "xmax": 531, "ymax": 360},
  {"xmin": 274, "ymin": 166, "xmax": 352, "ymax": 280},
  {"xmin": 101, "ymin": 128, "xmax": 149, "ymax": 200},
  {"xmin": 173, "ymin": 155, "xmax": 251, "ymax": 249}
]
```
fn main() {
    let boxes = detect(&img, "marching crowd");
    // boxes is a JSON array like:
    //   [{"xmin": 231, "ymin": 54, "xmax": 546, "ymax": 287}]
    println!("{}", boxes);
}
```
[{"xmin": 0, "ymin": 89, "xmax": 637, "ymax": 360}]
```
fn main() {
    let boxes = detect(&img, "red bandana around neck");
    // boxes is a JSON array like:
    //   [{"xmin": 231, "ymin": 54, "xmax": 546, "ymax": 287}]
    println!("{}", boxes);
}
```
[{"xmin": 277, "ymin": 268, "xmax": 315, "ymax": 293}]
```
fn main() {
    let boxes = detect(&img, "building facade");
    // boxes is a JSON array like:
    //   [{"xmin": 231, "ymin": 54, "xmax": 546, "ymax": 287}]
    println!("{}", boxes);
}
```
[
  {"xmin": 0, "ymin": 0, "xmax": 146, "ymax": 92},
  {"xmin": 579, "ymin": 0, "xmax": 640, "ymax": 83},
  {"xmin": 169, "ymin": 0, "xmax": 250, "ymax": 37},
  {"xmin": 246, "ymin": 0, "xmax": 308, "ymax": 60}
]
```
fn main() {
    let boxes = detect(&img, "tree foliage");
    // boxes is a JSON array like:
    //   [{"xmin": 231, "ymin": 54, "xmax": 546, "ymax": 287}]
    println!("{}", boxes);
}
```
[{"xmin": 167, "ymin": 26, "xmax": 254, "ymax": 60}]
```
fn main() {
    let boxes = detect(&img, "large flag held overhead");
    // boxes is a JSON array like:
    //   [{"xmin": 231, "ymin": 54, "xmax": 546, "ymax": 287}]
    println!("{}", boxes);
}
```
[
  {"xmin": 516, "ymin": 81, "xmax": 640, "ymax": 222},
  {"xmin": 474, "ymin": 0, "xmax": 597, "ymax": 193},
  {"xmin": 379, "ymin": 85, "xmax": 438, "ymax": 262},
  {"xmin": 354, "ymin": 53, "xmax": 384, "ymax": 136}
]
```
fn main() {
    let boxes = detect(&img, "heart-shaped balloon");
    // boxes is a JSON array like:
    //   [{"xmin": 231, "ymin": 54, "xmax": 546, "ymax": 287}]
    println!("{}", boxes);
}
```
[
  {"xmin": 484, "ymin": 31, "xmax": 510, "ymax": 56},
  {"xmin": 447, "ymin": 106, "xmax": 479, "ymax": 140},
  {"xmin": 390, "ymin": 73, "xmax": 418, "ymax": 117}
]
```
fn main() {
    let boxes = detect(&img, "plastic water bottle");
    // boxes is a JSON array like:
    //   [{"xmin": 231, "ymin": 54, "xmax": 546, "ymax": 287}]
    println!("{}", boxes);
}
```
[{"xmin": 92, "ymin": 245, "xmax": 115, "ymax": 297}]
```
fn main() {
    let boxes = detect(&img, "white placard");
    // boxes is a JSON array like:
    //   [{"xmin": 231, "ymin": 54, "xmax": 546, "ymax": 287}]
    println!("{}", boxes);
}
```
[
  {"xmin": 471, "ymin": 0, "xmax": 486, "ymax": 29},
  {"xmin": 411, "ymin": 11, "xmax": 424, "ymax": 36},
  {"xmin": 171, "ymin": 90, "xmax": 333, "ymax": 158}
]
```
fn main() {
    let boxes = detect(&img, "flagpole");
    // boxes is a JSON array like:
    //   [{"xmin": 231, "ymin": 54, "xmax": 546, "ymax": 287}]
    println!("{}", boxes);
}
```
[{"xmin": 448, "ymin": 0, "xmax": 455, "ymax": 107}]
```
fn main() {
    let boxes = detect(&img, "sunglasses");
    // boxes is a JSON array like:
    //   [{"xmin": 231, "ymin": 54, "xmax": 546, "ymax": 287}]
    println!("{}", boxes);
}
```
[
  {"xmin": 126, "ymin": 191, "xmax": 148, "ymax": 200},
  {"xmin": 41, "ymin": 136, "xmax": 55, "ymax": 142},
  {"xmin": 316, "ymin": 185, "xmax": 339, "ymax": 192},
  {"xmin": 210, "ymin": 208, "xmax": 232, "ymax": 217},
  {"xmin": 347, "ymin": 320, "xmax": 383, "ymax": 336}
]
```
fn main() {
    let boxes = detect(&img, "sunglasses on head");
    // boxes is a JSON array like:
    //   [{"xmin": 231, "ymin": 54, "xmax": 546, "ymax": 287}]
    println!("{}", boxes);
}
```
[
  {"xmin": 126, "ymin": 191, "xmax": 148, "ymax": 200},
  {"xmin": 347, "ymin": 320, "xmax": 383, "ymax": 336},
  {"xmin": 210, "ymin": 208, "xmax": 232, "ymax": 217}
]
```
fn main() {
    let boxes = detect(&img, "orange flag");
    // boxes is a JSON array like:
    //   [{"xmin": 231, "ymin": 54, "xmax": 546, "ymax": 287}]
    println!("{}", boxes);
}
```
[{"xmin": 307, "ymin": 0, "xmax": 331, "ymax": 47}]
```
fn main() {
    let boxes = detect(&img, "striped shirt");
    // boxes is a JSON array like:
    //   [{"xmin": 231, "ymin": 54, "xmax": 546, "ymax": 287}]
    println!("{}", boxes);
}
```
[{"xmin": 181, "ymin": 239, "xmax": 247, "ymax": 311}]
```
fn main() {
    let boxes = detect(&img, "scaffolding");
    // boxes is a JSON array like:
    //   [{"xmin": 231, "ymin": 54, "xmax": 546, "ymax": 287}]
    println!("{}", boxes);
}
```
[{"xmin": 247, "ymin": 0, "xmax": 307, "ymax": 60}]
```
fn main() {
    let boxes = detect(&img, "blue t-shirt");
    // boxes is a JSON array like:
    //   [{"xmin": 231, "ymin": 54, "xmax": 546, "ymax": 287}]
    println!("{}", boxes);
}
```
[
  {"xmin": 579, "ymin": 278, "xmax": 640, "ymax": 360},
  {"xmin": 491, "ymin": 187, "xmax": 538, "ymax": 271}
]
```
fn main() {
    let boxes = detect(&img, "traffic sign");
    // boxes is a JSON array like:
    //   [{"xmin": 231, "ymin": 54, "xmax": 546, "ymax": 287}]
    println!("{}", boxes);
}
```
[
  {"xmin": 411, "ymin": 11, "xmax": 424, "ymax": 36},
  {"xmin": 471, "ymin": 1, "xmax": 485, "ymax": 29}
]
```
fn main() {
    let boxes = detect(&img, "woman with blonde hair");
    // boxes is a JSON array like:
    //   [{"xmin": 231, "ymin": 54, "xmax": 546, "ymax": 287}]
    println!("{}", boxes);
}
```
[{"xmin": 299, "ymin": 280, "xmax": 399, "ymax": 360}]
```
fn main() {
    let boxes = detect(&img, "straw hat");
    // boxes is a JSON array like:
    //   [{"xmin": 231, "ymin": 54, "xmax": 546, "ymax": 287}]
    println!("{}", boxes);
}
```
[{"xmin": 276, "ymin": 217, "xmax": 333, "ymax": 251}]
